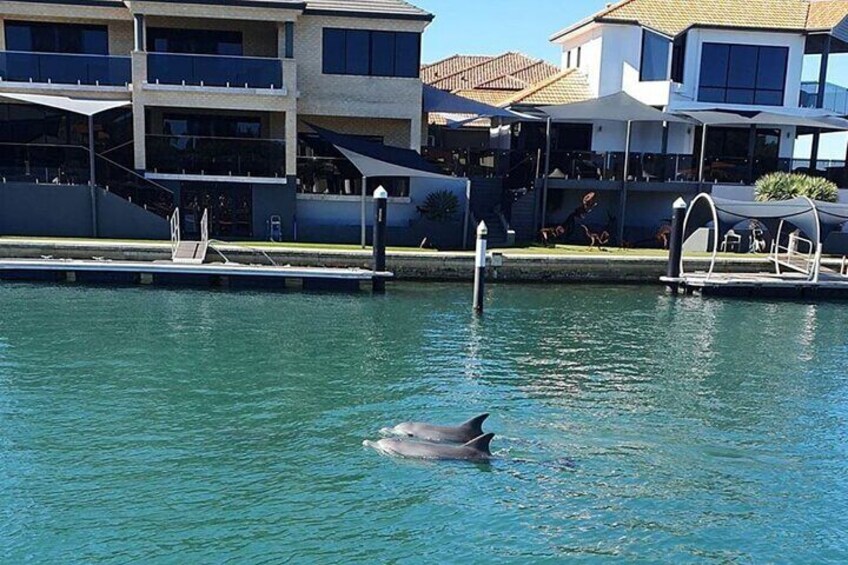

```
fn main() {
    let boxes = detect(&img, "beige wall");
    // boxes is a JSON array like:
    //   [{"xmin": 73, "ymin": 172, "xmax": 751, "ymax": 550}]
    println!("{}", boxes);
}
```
[
  {"xmin": 144, "ymin": 16, "xmax": 278, "ymax": 58},
  {"xmin": 294, "ymin": 14, "xmax": 426, "ymax": 149}
]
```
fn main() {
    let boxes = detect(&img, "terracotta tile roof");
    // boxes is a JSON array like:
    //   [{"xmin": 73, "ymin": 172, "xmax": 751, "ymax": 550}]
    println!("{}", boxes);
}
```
[
  {"xmin": 304, "ymin": 0, "xmax": 432, "ymax": 20},
  {"xmin": 451, "ymin": 89, "xmax": 517, "ymax": 106},
  {"xmin": 421, "ymin": 55, "xmax": 492, "ymax": 84},
  {"xmin": 552, "ymin": 0, "xmax": 848, "ymax": 39},
  {"xmin": 500, "ymin": 69, "xmax": 592, "ymax": 107},
  {"xmin": 426, "ymin": 52, "xmax": 559, "ymax": 92},
  {"xmin": 807, "ymin": 0, "xmax": 848, "ymax": 29}
]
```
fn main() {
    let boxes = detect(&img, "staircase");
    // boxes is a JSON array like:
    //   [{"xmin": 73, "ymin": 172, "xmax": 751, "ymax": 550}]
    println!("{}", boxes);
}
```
[
  {"xmin": 170, "ymin": 208, "xmax": 209, "ymax": 264},
  {"xmin": 469, "ymin": 178, "xmax": 509, "ymax": 247}
]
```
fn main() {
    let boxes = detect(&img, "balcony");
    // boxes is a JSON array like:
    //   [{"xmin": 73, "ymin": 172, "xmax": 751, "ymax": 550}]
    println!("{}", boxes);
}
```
[
  {"xmin": 146, "ymin": 135, "xmax": 286, "ymax": 178},
  {"xmin": 800, "ymin": 81, "xmax": 848, "ymax": 116},
  {"xmin": 0, "ymin": 51, "xmax": 131, "ymax": 87},
  {"xmin": 147, "ymin": 53, "xmax": 283, "ymax": 89}
]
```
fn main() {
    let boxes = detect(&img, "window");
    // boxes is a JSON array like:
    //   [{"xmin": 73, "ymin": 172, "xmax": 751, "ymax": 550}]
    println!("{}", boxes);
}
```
[
  {"xmin": 698, "ymin": 43, "xmax": 788, "ymax": 106},
  {"xmin": 671, "ymin": 34, "xmax": 686, "ymax": 83},
  {"xmin": 566, "ymin": 51, "xmax": 571, "ymax": 68},
  {"xmin": 147, "ymin": 28, "xmax": 242, "ymax": 55},
  {"xmin": 322, "ymin": 28, "xmax": 420, "ymax": 77},
  {"xmin": 640, "ymin": 30, "xmax": 671, "ymax": 81},
  {"xmin": 576, "ymin": 47, "xmax": 582, "ymax": 68},
  {"xmin": 5, "ymin": 21, "xmax": 108, "ymax": 54},
  {"xmin": 161, "ymin": 114, "xmax": 261, "ymax": 138}
]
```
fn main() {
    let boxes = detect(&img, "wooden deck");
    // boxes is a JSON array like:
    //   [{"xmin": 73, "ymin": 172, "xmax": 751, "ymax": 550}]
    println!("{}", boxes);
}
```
[
  {"xmin": 0, "ymin": 258, "xmax": 392, "ymax": 292},
  {"xmin": 662, "ymin": 270, "xmax": 848, "ymax": 299}
]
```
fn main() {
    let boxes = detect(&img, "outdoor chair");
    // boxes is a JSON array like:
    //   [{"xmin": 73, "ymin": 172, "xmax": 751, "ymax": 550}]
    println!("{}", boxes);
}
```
[{"xmin": 721, "ymin": 230, "xmax": 742, "ymax": 253}]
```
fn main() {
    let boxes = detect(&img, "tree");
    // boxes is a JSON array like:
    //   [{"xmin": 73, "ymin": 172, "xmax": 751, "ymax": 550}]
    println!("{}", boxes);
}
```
[{"xmin": 754, "ymin": 172, "xmax": 838, "ymax": 203}]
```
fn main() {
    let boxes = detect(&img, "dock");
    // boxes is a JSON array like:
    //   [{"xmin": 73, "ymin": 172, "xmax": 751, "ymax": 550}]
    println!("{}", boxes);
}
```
[
  {"xmin": 662, "ymin": 271, "xmax": 848, "ymax": 298},
  {"xmin": 0, "ymin": 257, "xmax": 392, "ymax": 292}
]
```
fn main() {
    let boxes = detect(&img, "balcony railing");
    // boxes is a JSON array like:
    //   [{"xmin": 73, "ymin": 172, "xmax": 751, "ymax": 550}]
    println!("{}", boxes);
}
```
[
  {"xmin": 0, "ymin": 51, "xmax": 131, "ymax": 86},
  {"xmin": 800, "ymin": 82, "xmax": 848, "ymax": 116},
  {"xmin": 422, "ymin": 147, "xmax": 848, "ymax": 188},
  {"xmin": 146, "ymin": 134, "xmax": 286, "ymax": 178},
  {"xmin": 147, "ymin": 53, "xmax": 283, "ymax": 89}
]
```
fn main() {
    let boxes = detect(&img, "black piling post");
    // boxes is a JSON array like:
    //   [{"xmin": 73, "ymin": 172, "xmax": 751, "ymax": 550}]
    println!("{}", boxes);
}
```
[
  {"xmin": 372, "ymin": 186, "xmax": 388, "ymax": 293},
  {"xmin": 473, "ymin": 221, "xmax": 488, "ymax": 314},
  {"xmin": 667, "ymin": 197, "xmax": 687, "ymax": 280}
]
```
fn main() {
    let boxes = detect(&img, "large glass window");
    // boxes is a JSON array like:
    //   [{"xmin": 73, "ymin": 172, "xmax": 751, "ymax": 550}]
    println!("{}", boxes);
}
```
[
  {"xmin": 322, "ymin": 28, "xmax": 420, "ymax": 78},
  {"xmin": 147, "ymin": 28, "xmax": 242, "ymax": 55},
  {"xmin": 698, "ymin": 43, "xmax": 788, "ymax": 106},
  {"xmin": 5, "ymin": 21, "xmax": 108, "ymax": 54},
  {"xmin": 160, "ymin": 113, "xmax": 261, "ymax": 138},
  {"xmin": 641, "ymin": 30, "xmax": 671, "ymax": 81}
]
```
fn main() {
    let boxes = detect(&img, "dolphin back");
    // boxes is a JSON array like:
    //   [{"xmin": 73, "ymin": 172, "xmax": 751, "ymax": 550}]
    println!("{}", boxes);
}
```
[
  {"xmin": 459, "ymin": 413, "xmax": 489, "ymax": 437},
  {"xmin": 464, "ymin": 433, "xmax": 495, "ymax": 456}
]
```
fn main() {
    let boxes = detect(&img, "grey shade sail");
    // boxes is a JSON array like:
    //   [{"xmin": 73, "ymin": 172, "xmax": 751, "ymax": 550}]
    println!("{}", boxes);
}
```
[
  {"xmin": 678, "ymin": 109, "xmax": 848, "ymax": 131},
  {"xmin": 0, "ymin": 92, "xmax": 131, "ymax": 116},
  {"xmin": 540, "ymin": 92, "xmax": 691, "ymax": 123},
  {"xmin": 305, "ymin": 123, "xmax": 456, "ymax": 180},
  {"xmin": 683, "ymin": 195, "xmax": 848, "ymax": 248},
  {"xmin": 423, "ymin": 84, "xmax": 518, "ymax": 120}
]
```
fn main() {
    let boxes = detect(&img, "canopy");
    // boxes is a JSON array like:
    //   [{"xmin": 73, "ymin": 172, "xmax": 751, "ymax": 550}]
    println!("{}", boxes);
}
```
[
  {"xmin": 678, "ymin": 108, "xmax": 848, "ymax": 131},
  {"xmin": 681, "ymin": 193, "xmax": 848, "ymax": 279},
  {"xmin": 0, "ymin": 92, "xmax": 131, "ymax": 116},
  {"xmin": 540, "ymin": 92, "xmax": 691, "ymax": 123},
  {"xmin": 305, "ymin": 123, "xmax": 454, "ymax": 180},
  {"xmin": 423, "ymin": 84, "xmax": 518, "ymax": 120}
]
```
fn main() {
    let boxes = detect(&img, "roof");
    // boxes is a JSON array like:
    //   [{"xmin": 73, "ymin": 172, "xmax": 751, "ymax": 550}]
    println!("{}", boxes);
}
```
[
  {"xmin": 551, "ymin": 0, "xmax": 848, "ymax": 40},
  {"xmin": 423, "ymin": 53, "xmax": 560, "ymax": 92},
  {"xmin": 303, "ymin": 0, "xmax": 432, "ymax": 20},
  {"xmin": 500, "ymin": 69, "xmax": 591, "ymax": 107}
]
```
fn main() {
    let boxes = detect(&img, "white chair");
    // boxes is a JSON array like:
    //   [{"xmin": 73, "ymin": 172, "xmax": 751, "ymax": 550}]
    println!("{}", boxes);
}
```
[{"xmin": 721, "ymin": 230, "xmax": 742, "ymax": 253}]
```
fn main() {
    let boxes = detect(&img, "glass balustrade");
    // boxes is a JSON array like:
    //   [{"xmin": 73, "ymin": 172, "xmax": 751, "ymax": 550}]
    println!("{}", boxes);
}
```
[
  {"xmin": 0, "ymin": 51, "xmax": 131, "ymax": 86},
  {"xmin": 147, "ymin": 53, "xmax": 283, "ymax": 89},
  {"xmin": 146, "ymin": 135, "xmax": 286, "ymax": 178}
]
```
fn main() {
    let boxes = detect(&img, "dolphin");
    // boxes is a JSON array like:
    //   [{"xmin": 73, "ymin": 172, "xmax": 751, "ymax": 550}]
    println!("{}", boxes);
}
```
[
  {"xmin": 364, "ymin": 433, "xmax": 495, "ymax": 461},
  {"xmin": 381, "ymin": 413, "xmax": 489, "ymax": 444}
]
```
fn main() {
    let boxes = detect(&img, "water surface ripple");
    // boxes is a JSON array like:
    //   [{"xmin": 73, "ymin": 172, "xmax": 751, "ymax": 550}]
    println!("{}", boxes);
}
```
[{"xmin": 1, "ymin": 283, "xmax": 846, "ymax": 563}]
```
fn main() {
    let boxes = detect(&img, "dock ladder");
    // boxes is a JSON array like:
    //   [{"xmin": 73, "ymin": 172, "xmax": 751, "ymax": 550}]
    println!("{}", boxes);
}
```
[{"xmin": 170, "ymin": 208, "xmax": 209, "ymax": 265}]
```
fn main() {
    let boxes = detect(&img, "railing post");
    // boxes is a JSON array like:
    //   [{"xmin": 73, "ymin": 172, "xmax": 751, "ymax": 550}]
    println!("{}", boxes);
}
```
[{"xmin": 88, "ymin": 114, "xmax": 98, "ymax": 238}]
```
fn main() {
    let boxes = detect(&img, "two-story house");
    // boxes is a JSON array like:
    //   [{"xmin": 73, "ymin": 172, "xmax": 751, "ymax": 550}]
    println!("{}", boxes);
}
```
[{"xmin": 0, "ymin": 0, "xmax": 437, "ymax": 242}]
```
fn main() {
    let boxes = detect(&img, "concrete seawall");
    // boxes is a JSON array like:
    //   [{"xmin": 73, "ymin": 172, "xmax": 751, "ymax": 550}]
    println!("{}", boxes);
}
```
[{"xmin": 0, "ymin": 239, "xmax": 778, "ymax": 283}]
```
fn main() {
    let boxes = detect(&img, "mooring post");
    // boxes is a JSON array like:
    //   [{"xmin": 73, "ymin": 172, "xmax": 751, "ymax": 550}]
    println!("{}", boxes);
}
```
[
  {"xmin": 473, "ymin": 221, "xmax": 488, "ymax": 314},
  {"xmin": 667, "ymin": 197, "xmax": 687, "ymax": 281},
  {"xmin": 372, "ymin": 186, "xmax": 388, "ymax": 293}
]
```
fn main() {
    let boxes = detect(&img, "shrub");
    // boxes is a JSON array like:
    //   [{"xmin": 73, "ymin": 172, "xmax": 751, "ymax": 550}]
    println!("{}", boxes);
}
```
[
  {"xmin": 418, "ymin": 190, "xmax": 460, "ymax": 222},
  {"xmin": 754, "ymin": 172, "xmax": 838, "ymax": 203}
]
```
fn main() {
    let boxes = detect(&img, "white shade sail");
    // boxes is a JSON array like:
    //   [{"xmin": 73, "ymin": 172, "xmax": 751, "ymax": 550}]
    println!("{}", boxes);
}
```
[
  {"xmin": 0, "ymin": 92, "xmax": 131, "ymax": 116},
  {"xmin": 541, "ymin": 92, "xmax": 691, "ymax": 123}
]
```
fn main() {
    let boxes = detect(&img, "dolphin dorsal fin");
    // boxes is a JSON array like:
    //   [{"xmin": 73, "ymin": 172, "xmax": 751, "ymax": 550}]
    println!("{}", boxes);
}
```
[
  {"xmin": 460, "ymin": 413, "xmax": 489, "ymax": 436},
  {"xmin": 464, "ymin": 433, "xmax": 494, "ymax": 455}
]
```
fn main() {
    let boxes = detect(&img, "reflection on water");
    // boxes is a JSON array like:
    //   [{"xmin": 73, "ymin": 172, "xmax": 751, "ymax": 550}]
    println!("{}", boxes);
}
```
[{"xmin": 0, "ymin": 283, "xmax": 846, "ymax": 563}]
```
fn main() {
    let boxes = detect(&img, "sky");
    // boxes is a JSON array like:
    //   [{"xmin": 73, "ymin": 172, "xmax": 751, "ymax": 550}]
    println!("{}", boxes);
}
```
[
  {"xmin": 414, "ymin": 0, "xmax": 610, "ymax": 65},
  {"xmin": 414, "ymin": 0, "xmax": 847, "ymax": 160}
]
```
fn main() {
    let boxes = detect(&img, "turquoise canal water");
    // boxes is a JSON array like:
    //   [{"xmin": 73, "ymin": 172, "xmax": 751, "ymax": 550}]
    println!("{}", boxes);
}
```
[{"xmin": 1, "ymin": 283, "xmax": 846, "ymax": 563}]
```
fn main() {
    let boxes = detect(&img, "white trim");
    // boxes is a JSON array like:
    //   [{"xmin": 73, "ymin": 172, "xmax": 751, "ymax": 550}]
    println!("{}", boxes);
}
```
[
  {"xmin": 0, "ymin": 81, "xmax": 130, "ymax": 94},
  {"xmin": 142, "ymin": 82, "xmax": 288, "ymax": 96},
  {"xmin": 145, "ymin": 172, "xmax": 287, "ymax": 185}
]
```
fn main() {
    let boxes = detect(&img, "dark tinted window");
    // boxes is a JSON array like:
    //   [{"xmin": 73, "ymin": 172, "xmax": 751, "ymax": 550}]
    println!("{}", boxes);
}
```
[
  {"xmin": 370, "ymin": 32, "xmax": 395, "ymax": 76},
  {"xmin": 671, "ymin": 34, "xmax": 686, "ymax": 83},
  {"xmin": 394, "ymin": 32, "xmax": 420, "ymax": 78},
  {"xmin": 147, "ymin": 28, "xmax": 242, "ymax": 55},
  {"xmin": 162, "ymin": 113, "xmax": 261, "ymax": 138},
  {"xmin": 640, "ymin": 30, "xmax": 670, "ymax": 81},
  {"xmin": 322, "ymin": 28, "xmax": 346, "ymax": 74},
  {"xmin": 5, "ymin": 21, "xmax": 107, "ymax": 54},
  {"xmin": 698, "ymin": 43, "xmax": 787, "ymax": 106},
  {"xmin": 345, "ymin": 30, "xmax": 370, "ymax": 76},
  {"xmin": 322, "ymin": 28, "xmax": 420, "ymax": 78}
]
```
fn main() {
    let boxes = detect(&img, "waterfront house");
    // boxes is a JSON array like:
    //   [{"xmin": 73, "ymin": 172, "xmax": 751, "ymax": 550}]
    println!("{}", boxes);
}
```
[
  {"xmin": 0, "ymin": 0, "xmax": 465, "ymax": 245},
  {"xmin": 424, "ymin": 0, "xmax": 848, "ymax": 246}
]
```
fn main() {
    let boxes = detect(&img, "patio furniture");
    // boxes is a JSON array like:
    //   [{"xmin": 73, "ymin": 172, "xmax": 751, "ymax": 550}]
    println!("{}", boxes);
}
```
[{"xmin": 721, "ymin": 230, "xmax": 742, "ymax": 253}]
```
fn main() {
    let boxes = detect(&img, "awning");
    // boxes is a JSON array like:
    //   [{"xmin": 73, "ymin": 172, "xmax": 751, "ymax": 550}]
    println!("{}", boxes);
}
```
[
  {"xmin": 678, "ymin": 108, "xmax": 848, "ymax": 131},
  {"xmin": 423, "ymin": 84, "xmax": 519, "ymax": 120},
  {"xmin": 0, "ymin": 92, "xmax": 131, "ymax": 116},
  {"xmin": 540, "ymin": 92, "xmax": 691, "ymax": 123},
  {"xmin": 305, "ymin": 123, "xmax": 455, "ymax": 180}
]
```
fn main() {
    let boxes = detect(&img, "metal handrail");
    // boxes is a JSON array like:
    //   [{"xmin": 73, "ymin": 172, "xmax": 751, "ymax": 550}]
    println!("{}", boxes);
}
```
[
  {"xmin": 148, "ymin": 133, "xmax": 285, "ymax": 143},
  {"xmin": 147, "ymin": 51, "xmax": 282, "ymax": 62},
  {"xmin": 770, "ymin": 233, "xmax": 816, "ymax": 277}
]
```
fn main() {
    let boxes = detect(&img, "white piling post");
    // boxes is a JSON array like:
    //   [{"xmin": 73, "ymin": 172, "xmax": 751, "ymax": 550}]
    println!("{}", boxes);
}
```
[{"xmin": 473, "ymin": 221, "xmax": 488, "ymax": 314}]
